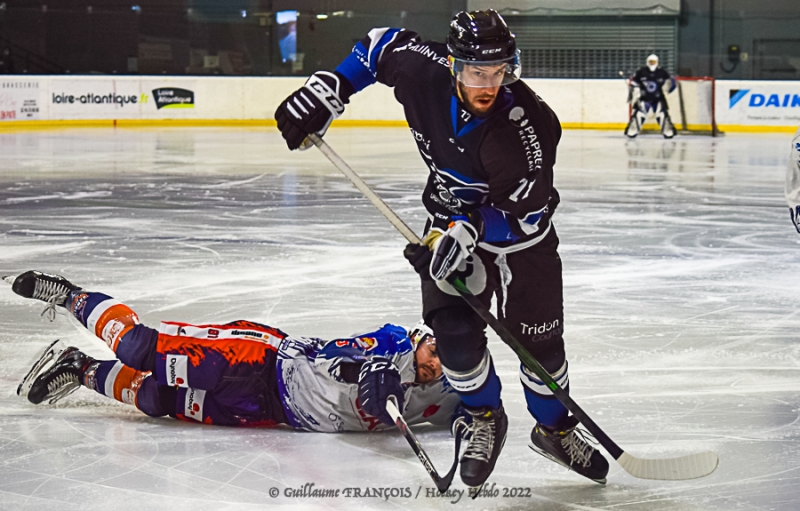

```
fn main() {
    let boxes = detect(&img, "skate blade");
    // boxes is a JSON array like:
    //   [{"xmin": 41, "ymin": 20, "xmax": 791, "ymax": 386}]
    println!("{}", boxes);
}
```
[
  {"xmin": 17, "ymin": 339, "xmax": 67, "ymax": 399},
  {"xmin": 1, "ymin": 275, "xmax": 15, "ymax": 285},
  {"xmin": 464, "ymin": 432, "xmax": 507, "ymax": 499},
  {"xmin": 528, "ymin": 442, "xmax": 607, "ymax": 485},
  {"xmin": 47, "ymin": 381, "xmax": 81, "ymax": 405},
  {"xmin": 468, "ymin": 484, "xmax": 483, "ymax": 500}
]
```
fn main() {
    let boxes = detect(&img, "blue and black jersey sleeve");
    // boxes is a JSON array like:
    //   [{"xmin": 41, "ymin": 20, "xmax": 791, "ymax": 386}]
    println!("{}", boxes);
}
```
[
  {"xmin": 476, "ymin": 90, "xmax": 563, "ymax": 243},
  {"xmin": 334, "ymin": 28, "xmax": 422, "ymax": 92}
]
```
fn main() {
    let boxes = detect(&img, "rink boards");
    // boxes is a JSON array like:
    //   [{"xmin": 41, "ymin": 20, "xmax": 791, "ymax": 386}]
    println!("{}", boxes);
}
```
[{"xmin": 0, "ymin": 75, "xmax": 797, "ymax": 133}]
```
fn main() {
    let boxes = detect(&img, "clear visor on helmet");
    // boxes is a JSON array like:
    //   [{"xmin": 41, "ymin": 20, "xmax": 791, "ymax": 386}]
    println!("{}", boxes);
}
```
[
  {"xmin": 450, "ymin": 51, "xmax": 521, "ymax": 88},
  {"xmin": 409, "ymin": 319, "xmax": 434, "ymax": 346}
]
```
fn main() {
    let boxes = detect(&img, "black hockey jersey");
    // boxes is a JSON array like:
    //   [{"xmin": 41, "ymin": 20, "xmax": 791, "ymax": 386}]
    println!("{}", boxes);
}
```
[
  {"xmin": 631, "ymin": 66, "xmax": 675, "ymax": 104},
  {"xmin": 332, "ymin": 28, "xmax": 561, "ymax": 253}
]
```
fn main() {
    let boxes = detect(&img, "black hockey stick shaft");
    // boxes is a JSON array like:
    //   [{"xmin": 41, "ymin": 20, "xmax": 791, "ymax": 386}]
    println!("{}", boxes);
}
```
[
  {"xmin": 386, "ymin": 396, "xmax": 460, "ymax": 493},
  {"xmin": 308, "ymin": 133, "xmax": 625, "ymax": 461},
  {"xmin": 310, "ymin": 134, "xmax": 720, "ymax": 480}
]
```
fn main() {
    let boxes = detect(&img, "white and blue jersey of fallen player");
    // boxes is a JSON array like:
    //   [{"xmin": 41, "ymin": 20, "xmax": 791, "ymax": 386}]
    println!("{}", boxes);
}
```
[{"xmin": 276, "ymin": 323, "xmax": 459, "ymax": 432}]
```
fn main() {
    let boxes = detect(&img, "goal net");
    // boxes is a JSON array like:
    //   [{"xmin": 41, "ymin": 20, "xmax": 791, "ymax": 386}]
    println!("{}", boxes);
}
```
[{"xmin": 635, "ymin": 76, "xmax": 720, "ymax": 136}]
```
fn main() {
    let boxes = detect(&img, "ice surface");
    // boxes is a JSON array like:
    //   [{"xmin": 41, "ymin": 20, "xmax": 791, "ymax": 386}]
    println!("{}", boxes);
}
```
[{"xmin": 1, "ymin": 127, "xmax": 799, "ymax": 510}]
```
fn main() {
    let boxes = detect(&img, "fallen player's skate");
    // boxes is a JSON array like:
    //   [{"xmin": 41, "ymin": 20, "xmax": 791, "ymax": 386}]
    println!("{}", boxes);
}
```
[
  {"xmin": 5, "ymin": 270, "xmax": 81, "ymax": 321},
  {"xmin": 17, "ymin": 339, "xmax": 96, "ymax": 405}
]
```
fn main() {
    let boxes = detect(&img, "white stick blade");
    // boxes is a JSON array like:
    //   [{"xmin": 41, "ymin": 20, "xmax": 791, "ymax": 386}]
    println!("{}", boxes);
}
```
[{"xmin": 618, "ymin": 451, "xmax": 719, "ymax": 480}]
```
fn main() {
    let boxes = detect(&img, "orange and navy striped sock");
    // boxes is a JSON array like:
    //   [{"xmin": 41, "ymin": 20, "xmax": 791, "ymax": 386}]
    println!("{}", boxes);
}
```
[
  {"xmin": 67, "ymin": 292, "xmax": 140, "ymax": 353},
  {"xmin": 86, "ymin": 360, "xmax": 149, "ymax": 408}
]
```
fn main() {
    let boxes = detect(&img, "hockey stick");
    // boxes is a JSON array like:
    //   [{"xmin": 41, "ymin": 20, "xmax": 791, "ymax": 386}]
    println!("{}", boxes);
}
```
[
  {"xmin": 309, "ymin": 133, "xmax": 719, "ymax": 481},
  {"xmin": 386, "ymin": 395, "xmax": 461, "ymax": 493}
]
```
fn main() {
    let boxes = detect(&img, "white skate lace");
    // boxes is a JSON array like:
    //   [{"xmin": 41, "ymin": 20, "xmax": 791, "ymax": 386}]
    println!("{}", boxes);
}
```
[
  {"xmin": 46, "ymin": 372, "xmax": 81, "ymax": 404},
  {"xmin": 561, "ymin": 427, "xmax": 599, "ymax": 468},
  {"xmin": 463, "ymin": 417, "xmax": 495, "ymax": 463},
  {"xmin": 32, "ymin": 278, "xmax": 69, "ymax": 322}
]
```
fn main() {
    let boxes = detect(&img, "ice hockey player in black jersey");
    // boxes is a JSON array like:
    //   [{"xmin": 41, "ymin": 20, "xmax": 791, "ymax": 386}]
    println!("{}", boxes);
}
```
[
  {"xmin": 275, "ymin": 9, "xmax": 609, "ymax": 488},
  {"xmin": 625, "ymin": 54, "xmax": 677, "ymax": 138}
]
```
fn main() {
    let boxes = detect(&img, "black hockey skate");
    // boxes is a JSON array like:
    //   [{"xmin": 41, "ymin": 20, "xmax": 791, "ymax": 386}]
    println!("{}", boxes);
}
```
[
  {"xmin": 17, "ymin": 340, "xmax": 96, "ymax": 405},
  {"xmin": 460, "ymin": 404, "xmax": 508, "ymax": 491},
  {"xmin": 6, "ymin": 270, "xmax": 81, "ymax": 320},
  {"xmin": 529, "ymin": 415, "xmax": 609, "ymax": 484}
]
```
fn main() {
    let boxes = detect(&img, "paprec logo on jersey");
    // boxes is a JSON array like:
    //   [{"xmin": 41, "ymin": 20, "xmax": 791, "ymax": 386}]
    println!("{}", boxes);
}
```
[{"xmin": 509, "ymin": 106, "xmax": 528, "ymax": 127}]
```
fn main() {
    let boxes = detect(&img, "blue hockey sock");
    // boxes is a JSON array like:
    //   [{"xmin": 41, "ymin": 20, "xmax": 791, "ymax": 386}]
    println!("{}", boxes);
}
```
[
  {"xmin": 443, "ymin": 350, "xmax": 502, "ymax": 410},
  {"xmin": 519, "ymin": 362, "xmax": 569, "ymax": 429}
]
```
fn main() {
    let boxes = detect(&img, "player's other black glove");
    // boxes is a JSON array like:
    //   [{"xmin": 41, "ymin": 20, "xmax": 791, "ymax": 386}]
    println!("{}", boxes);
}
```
[
  {"xmin": 403, "ymin": 243, "xmax": 433, "ymax": 281},
  {"xmin": 275, "ymin": 71, "xmax": 348, "ymax": 150},
  {"xmin": 358, "ymin": 357, "xmax": 404, "ymax": 426}
]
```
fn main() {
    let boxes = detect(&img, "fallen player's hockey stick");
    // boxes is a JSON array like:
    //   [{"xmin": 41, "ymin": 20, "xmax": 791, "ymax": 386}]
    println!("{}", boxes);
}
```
[
  {"xmin": 309, "ymin": 133, "xmax": 719, "ymax": 481},
  {"xmin": 386, "ymin": 396, "xmax": 462, "ymax": 493}
]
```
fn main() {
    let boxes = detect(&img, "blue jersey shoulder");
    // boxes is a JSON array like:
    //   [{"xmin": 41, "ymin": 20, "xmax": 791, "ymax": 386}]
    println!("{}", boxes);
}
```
[{"xmin": 317, "ymin": 323, "xmax": 412, "ymax": 361}]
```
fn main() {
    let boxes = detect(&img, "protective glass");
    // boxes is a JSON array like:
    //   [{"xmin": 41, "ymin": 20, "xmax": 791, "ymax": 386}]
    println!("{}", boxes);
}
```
[
  {"xmin": 450, "ymin": 51, "xmax": 521, "ymax": 88},
  {"xmin": 409, "ymin": 320, "xmax": 435, "ymax": 349},
  {"xmin": 411, "ymin": 329, "xmax": 434, "ymax": 346}
]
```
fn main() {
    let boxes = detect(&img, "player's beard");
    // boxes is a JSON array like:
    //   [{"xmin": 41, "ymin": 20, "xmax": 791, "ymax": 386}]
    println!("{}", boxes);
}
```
[
  {"xmin": 416, "ymin": 362, "xmax": 436, "ymax": 384},
  {"xmin": 458, "ymin": 83, "xmax": 498, "ymax": 117}
]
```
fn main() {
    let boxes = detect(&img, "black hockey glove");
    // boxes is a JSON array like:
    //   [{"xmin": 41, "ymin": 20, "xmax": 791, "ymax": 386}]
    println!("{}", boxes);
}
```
[
  {"xmin": 275, "ymin": 71, "xmax": 346, "ymax": 150},
  {"xmin": 357, "ymin": 357, "xmax": 404, "ymax": 426},
  {"xmin": 430, "ymin": 217, "xmax": 478, "ymax": 281},
  {"xmin": 403, "ymin": 243, "xmax": 433, "ymax": 281}
]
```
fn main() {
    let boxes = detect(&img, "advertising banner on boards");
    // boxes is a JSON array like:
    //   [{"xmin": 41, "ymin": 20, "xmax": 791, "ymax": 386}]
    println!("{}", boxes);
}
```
[
  {"xmin": 0, "ymin": 80, "xmax": 41, "ymax": 121},
  {"xmin": 138, "ymin": 78, "xmax": 197, "ymax": 118},
  {"xmin": 717, "ymin": 80, "xmax": 800, "ymax": 128},
  {"xmin": 48, "ymin": 78, "xmax": 141, "ymax": 119}
]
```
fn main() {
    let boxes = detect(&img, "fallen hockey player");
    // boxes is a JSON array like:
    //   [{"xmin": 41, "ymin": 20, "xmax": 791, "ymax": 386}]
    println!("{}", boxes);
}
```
[{"xmin": 8, "ymin": 270, "xmax": 460, "ymax": 433}]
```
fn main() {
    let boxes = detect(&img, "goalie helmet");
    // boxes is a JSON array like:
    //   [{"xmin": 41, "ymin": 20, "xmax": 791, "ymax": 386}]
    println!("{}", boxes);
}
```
[
  {"xmin": 647, "ymin": 54, "xmax": 659, "ymax": 72},
  {"xmin": 447, "ymin": 9, "xmax": 521, "ymax": 88}
]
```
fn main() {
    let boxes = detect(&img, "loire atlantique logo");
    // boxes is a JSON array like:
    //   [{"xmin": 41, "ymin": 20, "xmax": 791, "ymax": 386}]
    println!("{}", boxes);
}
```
[
  {"xmin": 152, "ymin": 88, "xmax": 194, "ymax": 109},
  {"xmin": 730, "ymin": 89, "xmax": 800, "ymax": 109}
]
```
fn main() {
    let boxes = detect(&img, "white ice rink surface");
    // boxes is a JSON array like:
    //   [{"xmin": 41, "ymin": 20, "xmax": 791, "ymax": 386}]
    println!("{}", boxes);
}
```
[{"xmin": 1, "ymin": 127, "xmax": 799, "ymax": 511}]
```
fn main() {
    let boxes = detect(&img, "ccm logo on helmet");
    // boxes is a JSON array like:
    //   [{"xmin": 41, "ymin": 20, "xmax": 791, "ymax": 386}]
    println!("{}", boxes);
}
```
[{"xmin": 481, "ymin": 48, "xmax": 502, "ymax": 54}]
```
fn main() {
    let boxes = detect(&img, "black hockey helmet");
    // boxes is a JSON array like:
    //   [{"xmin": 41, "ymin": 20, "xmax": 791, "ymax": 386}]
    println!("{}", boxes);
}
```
[
  {"xmin": 447, "ymin": 10, "xmax": 521, "ymax": 88},
  {"xmin": 447, "ymin": 9, "xmax": 516, "ymax": 62}
]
